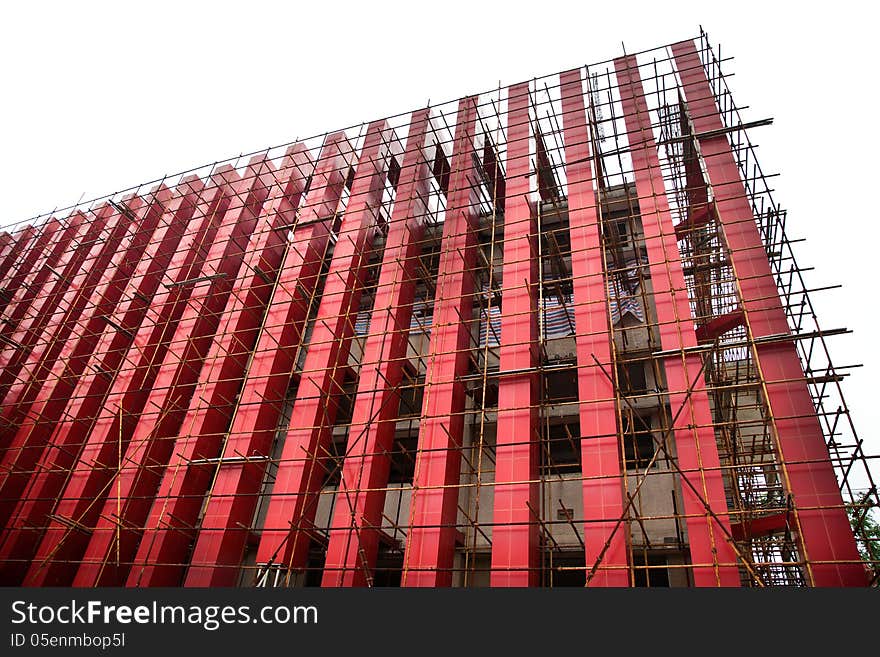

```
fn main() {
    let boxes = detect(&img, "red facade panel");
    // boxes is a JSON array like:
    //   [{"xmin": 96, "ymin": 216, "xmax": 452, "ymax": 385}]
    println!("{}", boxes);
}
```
[
  {"xmin": 671, "ymin": 39, "xmax": 865, "ymax": 586},
  {"xmin": 402, "ymin": 97, "xmax": 480, "ymax": 587},
  {"xmin": 0, "ymin": 181, "xmax": 205, "ymax": 584},
  {"xmin": 322, "ymin": 109, "xmax": 432, "ymax": 587},
  {"xmin": 182, "ymin": 134, "xmax": 354, "ymax": 586},
  {"xmin": 615, "ymin": 55, "xmax": 740, "ymax": 586},
  {"xmin": 72, "ymin": 157, "xmax": 277, "ymax": 586},
  {"xmin": 253, "ymin": 122, "xmax": 396, "ymax": 574},
  {"xmin": 559, "ymin": 69, "xmax": 629, "ymax": 586},
  {"xmin": 24, "ymin": 167, "xmax": 242, "ymax": 586},
  {"xmin": 128, "ymin": 145, "xmax": 315, "ymax": 587},
  {"xmin": 490, "ymin": 82, "xmax": 540, "ymax": 586}
]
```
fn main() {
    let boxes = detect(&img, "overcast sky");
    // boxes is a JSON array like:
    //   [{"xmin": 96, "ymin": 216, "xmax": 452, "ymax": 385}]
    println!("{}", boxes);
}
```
[{"xmin": 1, "ymin": 1, "xmax": 877, "ymax": 475}]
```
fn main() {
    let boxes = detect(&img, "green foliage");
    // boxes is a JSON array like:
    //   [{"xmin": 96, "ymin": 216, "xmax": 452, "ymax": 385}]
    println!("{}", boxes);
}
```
[{"xmin": 847, "ymin": 492, "xmax": 880, "ymax": 570}]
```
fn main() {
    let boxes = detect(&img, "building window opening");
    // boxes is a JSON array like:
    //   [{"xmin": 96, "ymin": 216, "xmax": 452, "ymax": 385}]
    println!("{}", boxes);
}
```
[
  {"xmin": 397, "ymin": 379, "xmax": 425, "ymax": 418},
  {"xmin": 333, "ymin": 373, "xmax": 359, "ymax": 427},
  {"xmin": 540, "ymin": 420, "xmax": 581, "ymax": 475},
  {"xmin": 542, "ymin": 363, "xmax": 579, "ymax": 404},
  {"xmin": 632, "ymin": 552, "xmax": 670, "ymax": 587},
  {"xmin": 387, "ymin": 155, "xmax": 401, "ymax": 190},
  {"xmin": 617, "ymin": 360, "xmax": 648, "ymax": 395},
  {"xmin": 320, "ymin": 436, "xmax": 348, "ymax": 487},
  {"xmin": 387, "ymin": 431, "xmax": 418, "ymax": 485},
  {"xmin": 432, "ymin": 145, "xmax": 451, "ymax": 196},
  {"xmin": 372, "ymin": 546, "xmax": 404, "ymax": 587},
  {"xmin": 303, "ymin": 541, "xmax": 326, "ymax": 587},
  {"xmin": 623, "ymin": 413, "xmax": 656, "ymax": 471},
  {"xmin": 542, "ymin": 549, "xmax": 586, "ymax": 587}
]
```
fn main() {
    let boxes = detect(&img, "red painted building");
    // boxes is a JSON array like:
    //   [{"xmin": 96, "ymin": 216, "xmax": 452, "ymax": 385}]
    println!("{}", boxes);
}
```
[{"xmin": 0, "ymin": 32, "xmax": 875, "ymax": 587}]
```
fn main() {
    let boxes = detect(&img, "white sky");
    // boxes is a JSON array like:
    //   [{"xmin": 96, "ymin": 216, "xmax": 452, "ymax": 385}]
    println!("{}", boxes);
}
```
[{"xmin": 1, "ymin": 1, "xmax": 878, "ymax": 477}]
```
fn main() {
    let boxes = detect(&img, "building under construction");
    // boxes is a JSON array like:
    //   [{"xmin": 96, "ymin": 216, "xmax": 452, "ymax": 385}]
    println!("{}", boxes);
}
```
[{"xmin": 0, "ymin": 31, "xmax": 876, "ymax": 588}]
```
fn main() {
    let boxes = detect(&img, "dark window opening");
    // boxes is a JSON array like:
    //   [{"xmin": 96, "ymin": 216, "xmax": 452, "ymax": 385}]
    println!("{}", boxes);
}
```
[
  {"xmin": 302, "ymin": 174, "xmax": 313, "ymax": 197},
  {"xmin": 285, "ymin": 372, "xmax": 300, "ymax": 405},
  {"xmin": 623, "ymin": 414, "xmax": 656, "ymax": 471},
  {"xmin": 632, "ymin": 553, "xmax": 670, "ymax": 587},
  {"xmin": 540, "ymin": 226, "xmax": 572, "ymax": 256},
  {"xmin": 478, "ymin": 381, "xmax": 498, "ymax": 411},
  {"xmin": 387, "ymin": 432, "xmax": 418, "ymax": 485},
  {"xmin": 481, "ymin": 139, "xmax": 505, "ymax": 212},
  {"xmin": 303, "ymin": 542, "xmax": 326, "ymax": 587},
  {"xmin": 412, "ymin": 246, "xmax": 440, "ymax": 331},
  {"xmin": 542, "ymin": 365, "xmax": 579, "ymax": 404},
  {"xmin": 541, "ymin": 227, "xmax": 573, "ymax": 303},
  {"xmin": 617, "ymin": 361, "xmax": 648, "ymax": 395},
  {"xmin": 373, "ymin": 547, "xmax": 403, "ymax": 587},
  {"xmin": 333, "ymin": 374, "xmax": 359, "ymax": 426},
  {"xmin": 542, "ymin": 550, "xmax": 586, "ymax": 587},
  {"xmin": 320, "ymin": 436, "xmax": 348, "ymax": 487},
  {"xmin": 432, "ymin": 145, "xmax": 451, "ymax": 196},
  {"xmin": 535, "ymin": 128, "xmax": 560, "ymax": 201},
  {"xmin": 332, "ymin": 211, "xmax": 345, "ymax": 236},
  {"xmin": 541, "ymin": 420, "xmax": 581, "ymax": 474},
  {"xmin": 387, "ymin": 155, "xmax": 401, "ymax": 190},
  {"xmin": 541, "ymin": 236, "xmax": 572, "ymax": 281},
  {"xmin": 542, "ymin": 274, "xmax": 574, "ymax": 302},
  {"xmin": 373, "ymin": 207, "xmax": 389, "ymax": 238},
  {"xmin": 602, "ymin": 210, "xmax": 635, "ymax": 249},
  {"xmin": 397, "ymin": 380, "xmax": 424, "ymax": 418},
  {"xmin": 419, "ymin": 245, "xmax": 441, "ymax": 278}
]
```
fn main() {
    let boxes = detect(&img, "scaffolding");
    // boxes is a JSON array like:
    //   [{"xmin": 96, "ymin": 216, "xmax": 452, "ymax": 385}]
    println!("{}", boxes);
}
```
[{"xmin": 0, "ymin": 29, "xmax": 876, "ymax": 588}]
